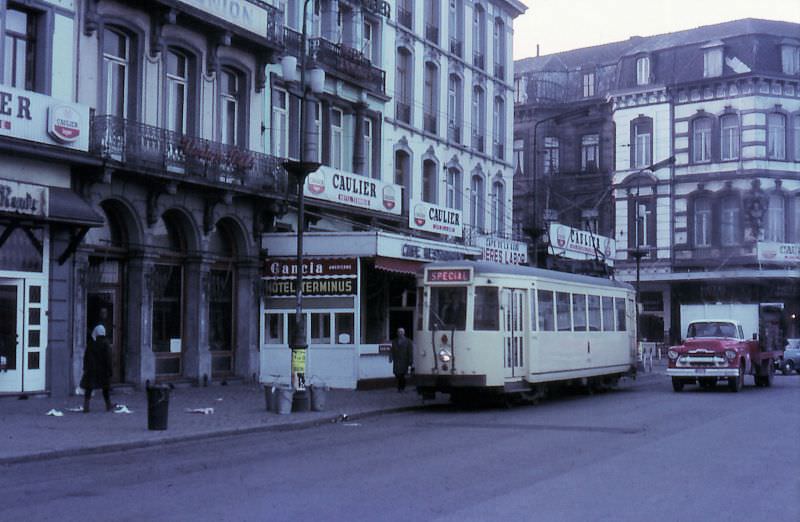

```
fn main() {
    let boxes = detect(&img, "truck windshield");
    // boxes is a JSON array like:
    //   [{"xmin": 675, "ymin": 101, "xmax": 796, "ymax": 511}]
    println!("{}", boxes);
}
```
[
  {"xmin": 688, "ymin": 322, "xmax": 737, "ymax": 338},
  {"xmin": 429, "ymin": 286, "xmax": 467, "ymax": 331}
]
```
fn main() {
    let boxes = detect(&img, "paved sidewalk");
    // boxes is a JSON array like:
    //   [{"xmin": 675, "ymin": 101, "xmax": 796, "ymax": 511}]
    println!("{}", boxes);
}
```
[
  {"xmin": 1, "ymin": 366, "xmax": 667, "ymax": 465},
  {"xmin": 0, "ymin": 383, "xmax": 439, "ymax": 465}
]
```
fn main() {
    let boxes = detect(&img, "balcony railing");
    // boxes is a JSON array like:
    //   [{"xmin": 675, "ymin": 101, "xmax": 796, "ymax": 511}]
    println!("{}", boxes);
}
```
[
  {"xmin": 308, "ymin": 37, "xmax": 386, "ymax": 94},
  {"xmin": 494, "ymin": 63, "xmax": 505, "ymax": 80},
  {"xmin": 473, "ymin": 51, "xmax": 485, "ymax": 69},
  {"xmin": 448, "ymin": 124, "xmax": 461, "ymax": 143},
  {"xmin": 90, "ymin": 115, "xmax": 286, "ymax": 193},
  {"xmin": 425, "ymin": 24, "xmax": 439, "ymax": 44},
  {"xmin": 423, "ymin": 112, "xmax": 437, "ymax": 134},
  {"xmin": 396, "ymin": 102, "xmax": 411, "ymax": 124},
  {"xmin": 472, "ymin": 133, "xmax": 484, "ymax": 153},
  {"xmin": 449, "ymin": 38, "xmax": 462, "ymax": 57},
  {"xmin": 284, "ymin": 27, "xmax": 303, "ymax": 57},
  {"xmin": 398, "ymin": 7, "xmax": 412, "ymax": 29}
]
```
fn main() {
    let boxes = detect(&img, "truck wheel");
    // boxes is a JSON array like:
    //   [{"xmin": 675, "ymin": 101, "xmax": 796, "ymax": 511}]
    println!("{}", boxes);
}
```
[
  {"xmin": 782, "ymin": 360, "xmax": 795, "ymax": 375},
  {"xmin": 728, "ymin": 364, "xmax": 744, "ymax": 393},
  {"xmin": 671, "ymin": 378, "xmax": 684, "ymax": 392},
  {"xmin": 763, "ymin": 361, "xmax": 774, "ymax": 387}
]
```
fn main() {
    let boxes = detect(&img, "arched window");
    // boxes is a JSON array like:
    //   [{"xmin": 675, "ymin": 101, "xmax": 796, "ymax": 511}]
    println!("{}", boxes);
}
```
[
  {"xmin": 692, "ymin": 117, "xmax": 712, "ymax": 163},
  {"xmin": 766, "ymin": 193, "xmax": 785, "ymax": 241},
  {"xmin": 470, "ymin": 174, "xmax": 485, "ymax": 231},
  {"xmin": 395, "ymin": 48, "xmax": 412, "ymax": 123},
  {"xmin": 219, "ymin": 68, "xmax": 243, "ymax": 146},
  {"xmin": 472, "ymin": 5, "xmax": 485, "ymax": 69},
  {"xmin": 491, "ymin": 180, "xmax": 505, "ymax": 236},
  {"xmin": 395, "ymin": 149, "xmax": 411, "ymax": 212},
  {"xmin": 103, "ymin": 27, "xmax": 131, "ymax": 118},
  {"xmin": 447, "ymin": 74, "xmax": 462, "ymax": 142},
  {"xmin": 720, "ymin": 114, "xmax": 739, "ymax": 161},
  {"xmin": 423, "ymin": 62, "xmax": 438, "ymax": 134},
  {"xmin": 693, "ymin": 196, "xmax": 712, "ymax": 247},
  {"xmin": 472, "ymin": 86, "xmax": 485, "ymax": 152},
  {"xmin": 720, "ymin": 194, "xmax": 740, "ymax": 246},
  {"xmin": 422, "ymin": 159, "xmax": 437, "ymax": 203},
  {"xmin": 446, "ymin": 167, "xmax": 462, "ymax": 210},
  {"xmin": 165, "ymin": 49, "xmax": 190, "ymax": 134},
  {"xmin": 493, "ymin": 18, "xmax": 505, "ymax": 79},
  {"xmin": 767, "ymin": 113, "xmax": 786, "ymax": 160},
  {"xmin": 493, "ymin": 96, "xmax": 505, "ymax": 159}
]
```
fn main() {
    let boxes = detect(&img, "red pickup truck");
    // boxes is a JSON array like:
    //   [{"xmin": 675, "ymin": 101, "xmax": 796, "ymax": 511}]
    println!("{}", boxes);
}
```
[{"xmin": 667, "ymin": 320, "xmax": 780, "ymax": 392}]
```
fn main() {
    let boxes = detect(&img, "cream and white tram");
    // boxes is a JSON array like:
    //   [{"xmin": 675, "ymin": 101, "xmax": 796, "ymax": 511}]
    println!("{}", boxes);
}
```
[{"xmin": 414, "ymin": 261, "xmax": 637, "ymax": 399}]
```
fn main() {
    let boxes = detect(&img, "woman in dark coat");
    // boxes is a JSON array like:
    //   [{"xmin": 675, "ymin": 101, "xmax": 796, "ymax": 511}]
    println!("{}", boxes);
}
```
[{"xmin": 81, "ymin": 324, "xmax": 113, "ymax": 412}]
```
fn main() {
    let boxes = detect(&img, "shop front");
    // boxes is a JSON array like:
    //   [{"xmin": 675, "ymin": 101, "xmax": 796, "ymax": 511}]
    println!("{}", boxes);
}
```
[{"xmin": 259, "ymin": 231, "xmax": 482, "ymax": 388}]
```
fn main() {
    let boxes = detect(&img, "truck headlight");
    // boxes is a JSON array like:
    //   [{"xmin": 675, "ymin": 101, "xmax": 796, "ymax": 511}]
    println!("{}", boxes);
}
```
[
  {"xmin": 438, "ymin": 349, "xmax": 452, "ymax": 363},
  {"xmin": 725, "ymin": 350, "xmax": 737, "ymax": 361},
  {"xmin": 668, "ymin": 349, "xmax": 679, "ymax": 360}
]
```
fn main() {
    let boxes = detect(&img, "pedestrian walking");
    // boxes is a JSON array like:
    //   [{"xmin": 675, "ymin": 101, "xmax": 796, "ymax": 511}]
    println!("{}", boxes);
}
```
[
  {"xmin": 81, "ymin": 322, "xmax": 113, "ymax": 412},
  {"xmin": 389, "ymin": 327, "xmax": 413, "ymax": 392}
]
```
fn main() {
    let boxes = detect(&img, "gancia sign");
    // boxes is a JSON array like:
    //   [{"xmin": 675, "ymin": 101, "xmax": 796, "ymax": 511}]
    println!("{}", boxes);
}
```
[{"xmin": 0, "ymin": 85, "xmax": 89, "ymax": 151}]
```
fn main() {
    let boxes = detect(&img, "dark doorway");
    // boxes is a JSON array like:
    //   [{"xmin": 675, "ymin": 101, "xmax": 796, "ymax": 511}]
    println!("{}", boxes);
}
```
[{"xmin": 389, "ymin": 310, "xmax": 414, "ymax": 341}]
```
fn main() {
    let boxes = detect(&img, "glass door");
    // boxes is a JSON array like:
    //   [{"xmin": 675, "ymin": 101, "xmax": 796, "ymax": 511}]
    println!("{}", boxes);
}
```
[{"xmin": 0, "ymin": 281, "xmax": 22, "ymax": 393}]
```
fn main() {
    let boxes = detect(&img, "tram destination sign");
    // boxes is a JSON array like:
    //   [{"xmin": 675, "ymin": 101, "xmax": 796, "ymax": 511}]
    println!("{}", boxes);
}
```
[
  {"xmin": 425, "ymin": 268, "xmax": 472, "ymax": 283},
  {"xmin": 474, "ymin": 236, "xmax": 527, "ymax": 265}
]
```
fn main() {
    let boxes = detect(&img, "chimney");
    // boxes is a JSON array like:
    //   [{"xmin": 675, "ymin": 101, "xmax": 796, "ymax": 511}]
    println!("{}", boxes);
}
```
[{"xmin": 536, "ymin": 44, "xmax": 540, "ymax": 57}]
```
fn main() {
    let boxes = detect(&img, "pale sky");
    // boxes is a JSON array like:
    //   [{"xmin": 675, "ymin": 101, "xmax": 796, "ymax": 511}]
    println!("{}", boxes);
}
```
[{"xmin": 514, "ymin": 0, "xmax": 800, "ymax": 59}]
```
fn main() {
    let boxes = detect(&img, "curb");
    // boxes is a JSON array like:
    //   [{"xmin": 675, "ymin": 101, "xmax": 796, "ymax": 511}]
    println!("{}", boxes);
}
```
[{"xmin": 0, "ymin": 404, "xmax": 427, "ymax": 466}]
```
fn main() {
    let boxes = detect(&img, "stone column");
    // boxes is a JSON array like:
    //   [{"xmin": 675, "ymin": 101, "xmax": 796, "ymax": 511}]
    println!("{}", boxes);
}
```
[
  {"xmin": 126, "ymin": 252, "xmax": 156, "ymax": 387},
  {"xmin": 235, "ymin": 258, "xmax": 261, "ymax": 381},
  {"xmin": 182, "ymin": 256, "xmax": 211, "ymax": 383}
]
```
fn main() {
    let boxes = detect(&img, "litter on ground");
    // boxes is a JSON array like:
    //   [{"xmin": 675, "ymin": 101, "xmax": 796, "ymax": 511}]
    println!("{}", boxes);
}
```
[
  {"xmin": 46, "ymin": 409, "xmax": 64, "ymax": 417},
  {"xmin": 185, "ymin": 407, "xmax": 214, "ymax": 415}
]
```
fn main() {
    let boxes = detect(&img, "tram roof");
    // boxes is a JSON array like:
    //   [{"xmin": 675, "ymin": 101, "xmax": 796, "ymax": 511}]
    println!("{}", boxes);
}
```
[{"xmin": 422, "ymin": 261, "xmax": 634, "ymax": 291}]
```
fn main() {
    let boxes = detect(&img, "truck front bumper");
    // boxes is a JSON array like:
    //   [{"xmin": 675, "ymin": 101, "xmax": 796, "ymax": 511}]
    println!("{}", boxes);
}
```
[{"xmin": 667, "ymin": 368, "xmax": 739, "ymax": 378}]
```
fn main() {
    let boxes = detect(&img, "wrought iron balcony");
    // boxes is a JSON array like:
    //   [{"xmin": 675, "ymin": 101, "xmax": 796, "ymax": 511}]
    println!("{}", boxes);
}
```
[
  {"xmin": 472, "ymin": 133, "xmax": 484, "ymax": 153},
  {"xmin": 423, "ymin": 112, "xmax": 437, "ymax": 134},
  {"xmin": 449, "ymin": 38, "xmax": 462, "ymax": 57},
  {"xmin": 396, "ymin": 102, "xmax": 411, "ymax": 124},
  {"xmin": 308, "ymin": 37, "xmax": 386, "ymax": 94},
  {"xmin": 448, "ymin": 124, "xmax": 461, "ymax": 143},
  {"xmin": 425, "ymin": 24, "xmax": 439, "ymax": 44},
  {"xmin": 397, "ymin": 7, "xmax": 413, "ymax": 29},
  {"xmin": 473, "ymin": 51, "xmax": 485, "ymax": 70},
  {"xmin": 90, "ymin": 115, "xmax": 286, "ymax": 194}
]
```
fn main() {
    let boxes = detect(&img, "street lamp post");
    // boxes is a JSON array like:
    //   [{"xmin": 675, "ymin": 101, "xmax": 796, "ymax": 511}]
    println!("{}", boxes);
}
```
[{"xmin": 281, "ymin": 0, "xmax": 323, "ymax": 403}]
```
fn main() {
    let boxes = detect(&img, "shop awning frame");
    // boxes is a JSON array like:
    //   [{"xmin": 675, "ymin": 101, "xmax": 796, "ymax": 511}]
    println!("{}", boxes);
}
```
[{"xmin": 374, "ymin": 256, "xmax": 424, "ymax": 276}]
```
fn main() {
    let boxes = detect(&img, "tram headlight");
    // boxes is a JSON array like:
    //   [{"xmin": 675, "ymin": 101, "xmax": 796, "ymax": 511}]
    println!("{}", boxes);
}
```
[{"xmin": 438, "ymin": 349, "xmax": 452, "ymax": 363}]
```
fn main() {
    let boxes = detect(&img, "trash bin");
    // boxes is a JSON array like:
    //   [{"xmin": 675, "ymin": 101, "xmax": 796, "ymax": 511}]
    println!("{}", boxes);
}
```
[
  {"xmin": 146, "ymin": 385, "xmax": 170, "ymax": 430},
  {"xmin": 275, "ymin": 385, "xmax": 293, "ymax": 415},
  {"xmin": 264, "ymin": 384, "xmax": 276, "ymax": 412},
  {"xmin": 310, "ymin": 384, "xmax": 328, "ymax": 411},
  {"xmin": 292, "ymin": 389, "xmax": 310, "ymax": 412}
]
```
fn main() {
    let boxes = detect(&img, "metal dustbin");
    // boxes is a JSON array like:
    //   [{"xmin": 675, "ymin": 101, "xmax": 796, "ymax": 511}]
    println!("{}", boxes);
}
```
[
  {"xmin": 275, "ymin": 385, "xmax": 293, "ymax": 415},
  {"xmin": 310, "ymin": 384, "xmax": 329, "ymax": 411},
  {"xmin": 146, "ymin": 384, "xmax": 170, "ymax": 430},
  {"xmin": 292, "ymin": 389, "xmax": 310, "ymax": 412},
  {"xmin": 264, "ymin": 384, "xmax": 277, "ymax": 412}
]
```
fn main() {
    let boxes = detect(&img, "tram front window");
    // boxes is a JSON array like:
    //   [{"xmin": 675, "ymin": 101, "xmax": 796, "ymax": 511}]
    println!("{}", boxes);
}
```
[{"xmin": 429, "ymin": 287, "xmax": 467, "ymax": 330}]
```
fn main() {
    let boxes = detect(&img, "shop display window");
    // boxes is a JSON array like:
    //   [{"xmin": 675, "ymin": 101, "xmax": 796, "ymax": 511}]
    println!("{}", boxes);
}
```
[
  {"xmin": 335, "ymin": 313, "xmax": 354, "ymax": 344},
  {"xmin": 311, "ymin": 313, "xmax": 331, "ymax": 343},
  {"xmin": 265, "ymin": 313, "xmax": 284, "ymax": 344}
]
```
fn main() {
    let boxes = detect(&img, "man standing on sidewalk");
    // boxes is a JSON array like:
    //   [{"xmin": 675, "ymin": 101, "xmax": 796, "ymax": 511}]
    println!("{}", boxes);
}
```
[
  {"xmin": 81, "ymin": 318, "xmax": 113, "ymax": 413},
  {"xmin": 389, "ymin": 328, "xmax": 413, "ymax": 392}
]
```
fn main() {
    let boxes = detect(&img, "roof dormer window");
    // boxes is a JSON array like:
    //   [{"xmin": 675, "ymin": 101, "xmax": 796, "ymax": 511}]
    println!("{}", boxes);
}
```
[
  {"xmin": 702, "ymin": 41, "xmax": 724, "ymax": 78},
  {"xmin": 636, "ymin": 56, "xmax": 650, "ymax": 85},
  {"xmin": 781, "ymin": 39, "xmax": 800, "ymax": 75}
]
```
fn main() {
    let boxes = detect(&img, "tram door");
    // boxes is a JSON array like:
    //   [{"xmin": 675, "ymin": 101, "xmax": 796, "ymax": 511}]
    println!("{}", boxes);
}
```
[{"xmin": 501, "ymin": 289, "xmax": 526, "ymax": 379}]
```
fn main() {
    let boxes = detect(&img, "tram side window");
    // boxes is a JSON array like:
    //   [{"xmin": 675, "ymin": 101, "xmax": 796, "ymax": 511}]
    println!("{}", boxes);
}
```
[
  {"xmin": 429, "ymin": 286, "xmax": 467, "ymax": 330},
  {"xmin": 602, "ymin": 296, "xmax": 614, "ymax": 331},
  {"xmin": 615, "ymin": 297, "xmax": 626, "ymax": 331},
  {"xmin": 588, "ymin": 295, "xmax": 601, "ymax": 331},
  {"xmin": 556, "ymin": 292, "xmax": 572, "ymax": 331},
  {"xmin": 572, "ymin": 294, "xmax": 587, "ymax": 331},
  {"xmin": 537, "ymin": 290, "xmax": 555, "ymax": 331},
  {"xmin": 474, "ymin": 286, "xmax": 499, "ymax": 330}
]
